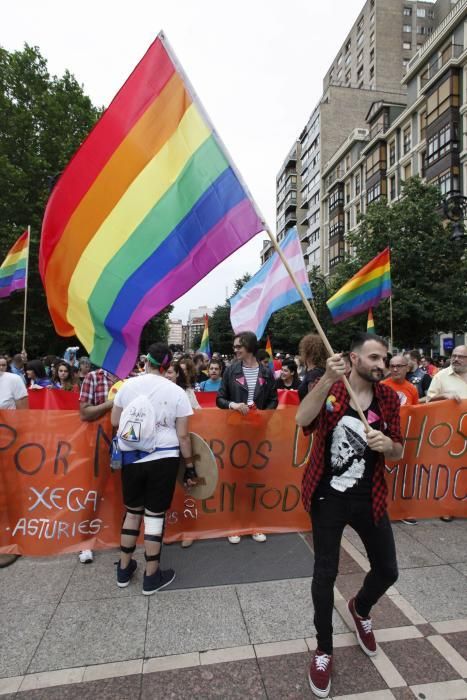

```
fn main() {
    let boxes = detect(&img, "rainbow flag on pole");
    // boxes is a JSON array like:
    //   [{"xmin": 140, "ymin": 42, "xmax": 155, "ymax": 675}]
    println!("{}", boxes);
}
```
[
  {"xmin": 197, "ymin": 314, "xmax": 211, "ymax": 358},
  {"xmin": 326, "ymin": 248, "xmax": 391, "ymax": 324},
  {"xmin": 367, "ymin": 308, "xmax": 375, "ymax": 333},
  {"xmin": 265, "ymin": 335, "xmax": 274, "ymax": 369},
  {"xmin": 39, "ymin": 32, "xmax": 263, "ymax": 378},
  {"xmin": 0, "ymin": 231, "xmax": 29, "ymax": 299}
]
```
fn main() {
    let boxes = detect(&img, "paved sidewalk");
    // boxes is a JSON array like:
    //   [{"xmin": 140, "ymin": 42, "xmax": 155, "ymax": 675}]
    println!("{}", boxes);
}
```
[{"xmin": 1, "ymin": 519, "xmax": 466, "ymax": 699}]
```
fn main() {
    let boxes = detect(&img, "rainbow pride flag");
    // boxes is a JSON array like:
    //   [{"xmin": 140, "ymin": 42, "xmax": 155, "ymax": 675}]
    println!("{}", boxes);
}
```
[
  {"xmin": 39, "ymin": 33, "xmax": 263, "ymax": 378},
  {"xmin": 197, "ymin": 314, "xmax": 211, "ymax": 358},
  {"xmin": 326, "ymin": 248, "xmax": 391, "ymax": 324},
  {"xmin": 265, "ymin": 336, "xmax": 274, "ymax": 369},
  {"xmin": 0, "ymin": 231, "xmax": 29, "ymax": 299},
  {"xmin": 367, "ymin": 308, "xmax": 375, "ymax": 333}
]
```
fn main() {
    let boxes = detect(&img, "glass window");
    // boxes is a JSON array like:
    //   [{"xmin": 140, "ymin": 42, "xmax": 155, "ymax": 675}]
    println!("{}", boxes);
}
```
[
  {"xmin": 403, "ymin": 7, "xmax": 412, "ymax": 16},
  {"xmin": 403, "ymin": 24, "xmax": 412, "ymax": 33},
  {"xmin": 417, "ymin": 8, "xmax": 426, "ymax": 17},
  {"xmin": 389, "ymin": 141, "xmax": 396, "ymax": 166},
  {"xmin": 357, "ymin": 49, "xmax": 363, "ymax": 63},
  {"xmin": 403, "ymin": 127, "xmax": 411, "ymax": 154},
  {"xmin": 403, "ymin": 42, "xmax": 411, "ymax": 50}
]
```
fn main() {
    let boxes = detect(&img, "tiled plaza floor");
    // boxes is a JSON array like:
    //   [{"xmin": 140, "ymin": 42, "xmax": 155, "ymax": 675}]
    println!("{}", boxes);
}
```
[{"xmin": 0, "ymin": 519, "xmax": 466, "ymax": 699}]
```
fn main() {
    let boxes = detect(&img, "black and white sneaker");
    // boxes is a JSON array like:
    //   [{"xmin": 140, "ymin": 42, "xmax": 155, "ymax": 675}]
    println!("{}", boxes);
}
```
[
  {"xmin": 117, "ymin": 559, "xmax": 137, "ymax": 588},
  {"xmin": 142, "ymin": 568, "xmax": 175, "ymax": 596}
]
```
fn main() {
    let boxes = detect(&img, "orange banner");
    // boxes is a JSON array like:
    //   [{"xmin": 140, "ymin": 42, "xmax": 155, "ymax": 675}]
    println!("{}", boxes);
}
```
[{"xmin": 0, "ymin": 402, "xmax": 465, "ymax": 556}]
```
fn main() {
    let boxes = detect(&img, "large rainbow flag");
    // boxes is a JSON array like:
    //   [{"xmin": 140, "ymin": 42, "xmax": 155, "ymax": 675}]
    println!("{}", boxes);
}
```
[
  {"xmin": 197, "ymin": 314, "xmax": 211, "ymax": 358},
  {"xmin": 39, "ymin": 33, "xmax": 264, "ymax": 378},
  {"xmin": 0, "ymin": 230, "xmax": 29, "ymax": 299},
  {"xmin": 326, "ymin": 248, "xmax": 391, "ymax": 324}
]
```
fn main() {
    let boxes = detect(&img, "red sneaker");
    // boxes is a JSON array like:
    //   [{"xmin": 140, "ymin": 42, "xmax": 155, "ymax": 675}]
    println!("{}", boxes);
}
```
[
  {"xmin": 308, "ymin": 649, "xmax": 332, "ymax": 698},
  {"xmin": 348, "ymin": 597, "xmax": 377, "ymax": 656}
]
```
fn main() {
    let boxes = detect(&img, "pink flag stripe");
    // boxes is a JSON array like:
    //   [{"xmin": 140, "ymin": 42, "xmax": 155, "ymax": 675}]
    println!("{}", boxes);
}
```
[
  {"xmin": 232, "ymin": 267, "xmax": 309, "ymax": 332},
  {"xmin": 231, "ymin": 247, "xmax": 303, "ymax": 317}
]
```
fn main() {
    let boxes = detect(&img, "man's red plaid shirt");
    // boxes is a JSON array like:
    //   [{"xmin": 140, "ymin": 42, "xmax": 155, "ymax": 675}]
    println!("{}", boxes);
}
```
[{"xmin": 301, "ymin": 380, "xmax": 402, "ymax": 522}]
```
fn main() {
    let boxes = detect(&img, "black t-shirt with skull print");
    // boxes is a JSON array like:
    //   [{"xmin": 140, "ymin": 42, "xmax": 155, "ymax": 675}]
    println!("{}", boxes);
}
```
[{"xmin": 317, "ymin": 397, "xmax": 382, "ymax": 499}]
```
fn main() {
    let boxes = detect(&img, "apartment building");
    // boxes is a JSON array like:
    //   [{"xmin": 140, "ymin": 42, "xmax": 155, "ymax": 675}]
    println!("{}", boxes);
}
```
[
  {"xmin": 323, "ymin": 0, "xmax": 466, "ymax": 268},
  {"xmin": 168, "ymin": 318, "xmax": 184, "ymax": 347},
  {"xmin": 186, "ymin": 306, "xmax": 213, "ymax": 350},
  {"xmin": 273, "ymin": 0, "xmax": 457, "ymax": 275}
]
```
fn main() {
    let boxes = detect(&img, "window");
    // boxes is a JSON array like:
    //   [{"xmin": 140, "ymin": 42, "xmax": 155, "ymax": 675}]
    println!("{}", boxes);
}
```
[
  {"xmin": 355, "ymin": 201, "xmax": 361, "ymax": 221},
  {"xmin": 426, "ymin": 75, "xmax": 460, "ymax": 126},
  {"xmin": 329, "ymin": 187, "xmax": 344, "ymax": 211},
  {"xmin": 390, "ymin": 176, "xmax": 396, "ymax": 200},
  {"xmin": 435, "ymin": 170, "xmax": 459, "ymax": 195},
  {"xmin": 337, "ymin": 54, "xmax": 343, "ymax": 66},
  {"xmin": 419, "ymin": 110, "xmax": 426, "ymax": 141},
  {"xmin": 345, "ymin": 70, "xmax": 351, "ymax": 84},
  {"xmin": 346, "ymin": 210, "xmax": 351, "ymax": 231},
  {"xmin": 403, "ymin": 41, "xmax": 411, "ymax": 50},
  {"xmin": 403, "ymin": 25, "xmax": 412, "ymax": 33},
  {"xmin": 370, "ymin": 12, "xmax": 374, "ymax": 24},
  {"xmin": 389, "ymin": 141, "xmax": 396, "ymax": 166},
  {"xmin": 403, "ymin": 7, "xmax": 412, "ymax": 16},
  {"xmin": 370, "ymin": 31, "xmax": 375, "ymax": 45},
  {"xmin": 403, "ymin": 58, "xmax": 410, "ymax": 68},
  {"xmin": 367, "ymin": 181, "xmax": 381, "ymax": 204},
  {"xmin": 403, "ymin": 127, "xmax": 411, "ymax": 154},
  {"xmin": 417, "ymin": 25, "xmax": 433, "ymax": 35},
  {"xmin": 346, "ymin": 182, "xmax": 351, "ymax": 203},
  {"xmin": 357, "ymin": 49, "xmax": 363, "ymax": 63},
  {"xmin": 357, "ymin": 33, "xmax": 364, "ymax": 48},
  {"xmin": 357, "ymin": 16, "xmax": 364, "ymax": 32},
  {"xmin": 369, "ymin": 65, "xmax": 375, "ymax": 81},
  {"xmin": 355, "ymin": 173, "xmax": 361, "ymax": 196},
  {"xmin": 370, "ymin": 48, "xmax": 374, "ymax": 62},
  {"xmin": 427, "ymin": 9, "xmax": 434, "ymax": 18},
  {"xmin": 404, "ymin": 162, "xmax": 412, "ymax": 179},
  {"xmin": 346, "ymin": 154, "xmax": 351, "ymax": 170},
  {"xmin": 426, "ymin": 123, "xmax": 458, "ymax": 165},
  {"xmin": 366, "ymin": 145, "xmax": 387, "ymax": 180},
  {"xmin": 345, "ymin": 39, "xmax": 351, "ymax": 53},
  {"xmin": 357, "ymin": 65, "xmax": 363, "ymax": 81},
  {"xmin": 416, "ymin": 8, "xmax": 426, "ymax": 17},
  {"xmin": 345, "ymin": 53, "xmax": 352, "ymax": 66}
]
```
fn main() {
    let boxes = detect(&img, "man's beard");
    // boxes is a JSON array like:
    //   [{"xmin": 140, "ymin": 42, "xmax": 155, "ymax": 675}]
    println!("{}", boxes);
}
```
[{"xmin": 355, "ymin": 360, "xmax": 384, "ymax": 383}]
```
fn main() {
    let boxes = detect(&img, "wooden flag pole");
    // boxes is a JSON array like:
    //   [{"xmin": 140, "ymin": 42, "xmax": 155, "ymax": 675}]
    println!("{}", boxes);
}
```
[
  {"xmin": 21, "ymin": 226, "xmax": 31, "ymax": 352},
  {"xmin": 262, "ymin": 224, "xmax": 370, "ymax": 430},
  {"xmin": 158, "ymin": 32, "xmax": 369, "ymax": 430},
  {"xmin": 389, "ymin": 295, "xmax": 394, "ymax": 354}
]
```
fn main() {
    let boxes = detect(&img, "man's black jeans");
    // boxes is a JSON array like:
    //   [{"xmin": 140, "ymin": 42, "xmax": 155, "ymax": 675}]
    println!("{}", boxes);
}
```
[{"xmin": 310, "ymin": 493, "xmax": 398, "ymax": 654}]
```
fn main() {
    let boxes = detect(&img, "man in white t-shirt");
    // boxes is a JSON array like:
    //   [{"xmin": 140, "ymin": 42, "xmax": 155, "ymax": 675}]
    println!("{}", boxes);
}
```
[
  {"xmin": 0, "ymin": 357, "xmax": 28, "ymax": 568},
  {"xmin": 111, "ymin": 342, "xmax": 195, "ymax": 595},
  {"xmin": 0, "ymin": 358, "xmax": 28, "ymax": 409}
]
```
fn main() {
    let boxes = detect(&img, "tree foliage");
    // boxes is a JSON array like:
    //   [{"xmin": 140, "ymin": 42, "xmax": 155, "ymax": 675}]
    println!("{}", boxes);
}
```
[
  {"xmin": 328, "ymin": 177, "xmax": 467, "ymax": 348},
  {"xmin": 0, "ymin": 44, "xmax": 171, "ymax": 361}
]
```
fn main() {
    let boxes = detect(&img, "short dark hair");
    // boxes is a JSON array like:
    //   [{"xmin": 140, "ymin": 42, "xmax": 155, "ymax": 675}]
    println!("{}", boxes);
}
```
[
  {"xmin": 406, "ymin": 349, "xmax": 421, "ymax": 363},
  {"xmin": 282, "ymin": 358, "xmax": 298, "ymax": 375},
  {"xmin": 146, "ymin": 342, "xmax": 172, "ymax": 369},
  {"xmin": 350, "ymin": 332, "xmax": 388, "ymax": 353},
  {"xmin": 234, "ymin": 331, "xmax": 258, "ymax": 355},
  {"xmin": 256, "ymin": 349, "xmax": 270, "ymax": 362},
  {"xmin": 208, "ymin": 358, "xmax": 223, "ymax": 370}
]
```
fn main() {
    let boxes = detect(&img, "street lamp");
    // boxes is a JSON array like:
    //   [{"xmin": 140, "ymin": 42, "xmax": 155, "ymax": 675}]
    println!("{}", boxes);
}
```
[{"xmin": 443, "ymin": 191, "xmax": 467, "ymax": 243}]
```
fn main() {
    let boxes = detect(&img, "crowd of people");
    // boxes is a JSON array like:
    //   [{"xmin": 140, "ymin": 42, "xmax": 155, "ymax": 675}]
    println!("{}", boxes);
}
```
[{"xmin": 1, "ymin": 331, "xmax": 466, "ymax": 697}]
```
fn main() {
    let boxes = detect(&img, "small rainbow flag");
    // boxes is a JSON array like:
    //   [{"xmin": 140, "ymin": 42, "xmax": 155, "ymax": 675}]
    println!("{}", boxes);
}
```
[
  {"xmin": 327, "ymin": 248, "xmax": 391, "ymax": 324},
  {"xmin": 40, "ymin": 33, "xmax": 263, "ymax": 378},
  {"xmin": 265, "ymin": 336, "xmax": 273, "ymax": 369},
  {"xmin": 0, "ymin": 231, "xmax": 29, "ymax": 299},
  {"xmin": 197, "ymin": 314, "xmax": 211, "ymax": 358},
  {"xmin": 367, "ymin": 308, "xmax": 375, "ymax": 333}
]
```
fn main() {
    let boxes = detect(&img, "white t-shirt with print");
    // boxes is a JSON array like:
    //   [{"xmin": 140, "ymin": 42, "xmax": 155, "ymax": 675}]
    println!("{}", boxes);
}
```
[
  {"xmin": 0, "ymin": 372, "xmax": 28, "ymax": 409},
  {"xmin": 114, "ymin": 373, "xmax": 193, "ymax": 462}
]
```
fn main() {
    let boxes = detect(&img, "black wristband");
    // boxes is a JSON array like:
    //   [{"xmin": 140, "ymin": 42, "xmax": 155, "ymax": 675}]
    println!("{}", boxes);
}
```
[{"xmin": 184, "ymin": 466, "xmax": 198, "ymax": 483}]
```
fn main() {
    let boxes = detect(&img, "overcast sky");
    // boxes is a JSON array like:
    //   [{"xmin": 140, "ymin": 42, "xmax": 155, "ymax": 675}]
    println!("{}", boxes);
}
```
[{"xmin": 4, "ymin": 0, "xmax": 365, "ymax": 322}]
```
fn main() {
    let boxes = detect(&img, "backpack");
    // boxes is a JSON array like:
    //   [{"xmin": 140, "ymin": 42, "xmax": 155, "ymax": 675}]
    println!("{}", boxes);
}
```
[{"xmin": 117, "ymin": 394, "xmax": 156, "ymax": 453}]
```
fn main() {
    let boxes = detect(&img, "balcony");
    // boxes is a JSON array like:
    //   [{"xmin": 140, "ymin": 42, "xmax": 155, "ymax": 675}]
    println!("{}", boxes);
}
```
[
  {"xmin": 420, "ymin": 43, "xmax": 463, "ymax": 87},
  {"xmin": 326, "ymin": 169, "xmax": 345, "ymax": 190},
  {"xmin": 285, "ymin": 210, "xmax": 297, "ymax": 226}
]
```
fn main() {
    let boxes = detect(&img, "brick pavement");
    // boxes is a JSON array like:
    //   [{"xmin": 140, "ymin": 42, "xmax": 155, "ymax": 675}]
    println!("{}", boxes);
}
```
[{"xmin": 0, "ymin": 519, "xmax": 466, "ymax": 699}]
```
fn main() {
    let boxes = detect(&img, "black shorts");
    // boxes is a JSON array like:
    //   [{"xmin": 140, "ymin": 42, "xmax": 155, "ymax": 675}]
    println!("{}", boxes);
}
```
[{"xmin": 121, "ymin": 457, "xmax": 180, "ymax": 512}]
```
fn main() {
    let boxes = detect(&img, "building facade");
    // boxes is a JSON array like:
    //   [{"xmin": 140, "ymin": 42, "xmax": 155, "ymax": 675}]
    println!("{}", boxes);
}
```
[
  {"xmin": 186, "ymin": 306, "xmax": 214, "ymax": 351},
  {"xmin": 273, "ymin": 0, "xmax": 459, "ymax": 275},
  {"xmin": 167, "ymin": 318, "xmax": 184, "ymax": 347}
]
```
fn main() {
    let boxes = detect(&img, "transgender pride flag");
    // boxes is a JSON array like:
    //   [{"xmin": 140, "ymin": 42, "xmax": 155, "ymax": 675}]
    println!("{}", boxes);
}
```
[{"xmin": 230, "ymin": 227, "xmax": 312, "ymax": 340}]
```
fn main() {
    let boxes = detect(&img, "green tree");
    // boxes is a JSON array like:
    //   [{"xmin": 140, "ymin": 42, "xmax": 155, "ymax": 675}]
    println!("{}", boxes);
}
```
[
  {"xmin": 330, "ymin": 177, "xmax": 467, "ymax": 348},
  {"xmin": 0, "ymin": 44, "xmax": 101, "ymax": 356},
  {"xmin": 139, "ymin": 305, "xmax": 173, "ymax": 350}
]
